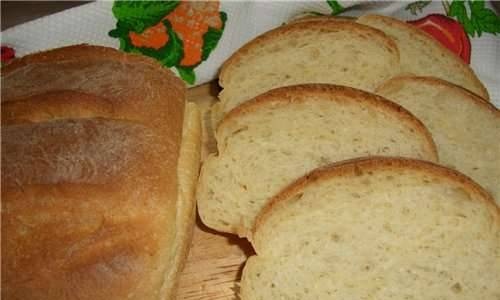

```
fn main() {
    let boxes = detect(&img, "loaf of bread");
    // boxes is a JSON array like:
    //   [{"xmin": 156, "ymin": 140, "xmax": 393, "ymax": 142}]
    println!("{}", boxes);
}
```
[
  {"xmin": 197, "ymin": 84, "xmax": 438, "ymax": 236},
  {"xmin": 376, "ymin": 76, "xmax": 500, "ymax": 202},
  {"xmin": 1, "ymin": 45, "xmax": 201, "ymax": 300},
  {"xmin": 214, "ymin": 19, "xmax": 400, "ymax": 122},
  {"xmin": 242, "ymin": 157, "xmax": 500, "ymax": 300},
  {"xmin": 357, "ymin": 14, "xmax": 489, "ymax": 100}
]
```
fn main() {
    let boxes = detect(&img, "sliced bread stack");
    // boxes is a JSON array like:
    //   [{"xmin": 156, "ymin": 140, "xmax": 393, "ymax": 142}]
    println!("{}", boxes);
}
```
[
  {"xmin": 214, "ymin": 15, "xmax": 488, "ymax": 125},
  {"xmin": 197, "ymin": 84, "xmax": 438, "ymax": 236},
  {"xmin": 214, "ymin": 19, "xmax": 400, "ymax": 121},
  {"xmin": 196, "ymin": 13, "xmax": 499, "ymax": 299},
  {"xmin": 376, "ymin": 76, "xmax": 500, "ymax": 202},
  {"xmin": 241, "ymin": 157, "xmax": 500, "ymax": 300},
  {"xmin": 357, "ymin": 15, "xmax": 489, "ymax": 100}
]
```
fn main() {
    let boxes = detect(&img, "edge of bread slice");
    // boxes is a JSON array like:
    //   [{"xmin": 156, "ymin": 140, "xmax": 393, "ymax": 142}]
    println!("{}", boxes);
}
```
[
  {"xmin": 357, "ymin": 14, "xmax": 489, "ymax": 100},
  {"xmin": 242, "ymin": 157, "xmax": 499, "ymax": 300},
  {"xmin": 376, "ymin": 75, "xmax": 500, "ymax": 203},
  {"xmin": 216, "ymin": 19, "xmax": 400, "ymax": 121},
  {"xmin": 197, "ymin": 84, "xmax": 438, "ymax": 237}
]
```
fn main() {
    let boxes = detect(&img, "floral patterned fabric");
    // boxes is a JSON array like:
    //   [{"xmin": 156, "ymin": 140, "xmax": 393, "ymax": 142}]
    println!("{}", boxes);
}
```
[{"xmin": 1, "ymin": 1, "xmax": 499, "ymax": 105}]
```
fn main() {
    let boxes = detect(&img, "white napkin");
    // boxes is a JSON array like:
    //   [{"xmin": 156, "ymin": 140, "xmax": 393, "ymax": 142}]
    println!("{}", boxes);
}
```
[{"xmin": 2, "ymin": 1, "xmax": 499, "ymax": 106}]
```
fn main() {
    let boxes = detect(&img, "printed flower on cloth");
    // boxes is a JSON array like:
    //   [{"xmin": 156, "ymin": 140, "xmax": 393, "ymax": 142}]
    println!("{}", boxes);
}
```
[
  {"xmin": 108, "ymin": 1, "xmax": 226, "ymax": 84},
  {"xmin": 405, "ymin": 0, "xmax": 500, "ymax": 64}
]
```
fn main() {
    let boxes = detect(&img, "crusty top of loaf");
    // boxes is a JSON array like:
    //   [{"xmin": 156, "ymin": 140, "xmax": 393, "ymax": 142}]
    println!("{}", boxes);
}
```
[
  {"xmin": 218, "ymin": 84, "xmax": 438, "ymax": 161},
  {"xmin": 357, "ymin": 14, "xmax": 489, "ymax": 100},
  {"xmin": 2, "ymin": 90, "xmax": 116, "ymax": 125},
  {"xmin": 1, "ymin": 44, "xmax": 185, "ymax": 129},
  {"xmin": 254, "ymin": 156, "xmax": 499, "ymax": 243},
  {"xmin": 1, "ymin": 45, "xmax": 186, "ymax": 300},
  {"xmin": 2, "ymin": 44, "xmax": 175, "ymax": 77}
]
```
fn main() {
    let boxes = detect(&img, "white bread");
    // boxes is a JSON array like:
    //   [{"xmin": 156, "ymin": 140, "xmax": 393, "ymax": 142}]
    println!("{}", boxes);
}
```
[
  {"xmin": 1, "ymin": 45, "xmax": 201, "ymax": 300},
  {"xmin": 357, "ymin": 14, "xmax": 489, "ymax": 100},
  {"xmin": 215, "ymin": 19, "xmax": 400, "ymax": 121},
  {"xmin": 197, "ymin": 84, "xmax": 438, "ymax": 236},
  {"xmin": 376, "ymin": 76, "xmax": 500, "ymax": 203},
  {"xmin": 242, "ymin": 157, "xmax": 500, "ymax": 300}
]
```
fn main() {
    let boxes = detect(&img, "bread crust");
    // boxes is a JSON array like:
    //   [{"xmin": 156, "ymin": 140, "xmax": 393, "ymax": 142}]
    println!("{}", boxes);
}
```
[
  {"xmin": 357, "ymin": 15, "xmax": 489, "ymax": 100},
  {"xmin": 1, "ymin": 44, "xmax": 173, "ymax": 77},
  {"xmin": 219, "ymin": 19, "xmax": 400, "ymax": 89},
  {"xmin": 218, "ymin": 84, "xmax": 439, "ymax": 161},
  {"xmin": 1, "ymin": 44, "xmax": 185, "ymax": 128},
  {"xmin": 1, "ymin": 45, "xmax": 198, "ymax": 300},
  {"xmin": 377, "ymin": 75, "xmax": 498, "ymax": 114},
  {"xmin": 253, "ymin": 156, "xmax": 500, "ymax": 246},
  {"xmin": 1, "ymin": 90, "xmax": 116, "ymax": 125},
  {"xmin": 288, "ymin": 15, "xmax": 356, "ymax": 24}
]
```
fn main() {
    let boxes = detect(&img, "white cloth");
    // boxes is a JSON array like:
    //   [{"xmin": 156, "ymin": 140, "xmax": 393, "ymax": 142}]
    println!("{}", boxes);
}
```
[{"xmin": 1, "ymin": 1, "xmax": 498, "ymax": 106}]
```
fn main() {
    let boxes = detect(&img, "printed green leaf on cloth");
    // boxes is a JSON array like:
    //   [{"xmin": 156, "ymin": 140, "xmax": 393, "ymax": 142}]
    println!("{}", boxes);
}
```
[
  {"xmin": 448, "ymin": 0, "xmax": 500, "ymax": 37},
  {"xmin": 112, "ymin": 1, "xmax": 179, "ymax": 33},
  {"xmin": 109, "ymin": 1, "xmax": 227, "ymax": 84}
]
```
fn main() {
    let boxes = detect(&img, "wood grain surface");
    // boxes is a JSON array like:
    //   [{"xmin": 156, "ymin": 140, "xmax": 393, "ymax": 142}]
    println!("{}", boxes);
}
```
[{"xmin": 176, "ymin": 82, "xmax": 254, "ymax": 300}]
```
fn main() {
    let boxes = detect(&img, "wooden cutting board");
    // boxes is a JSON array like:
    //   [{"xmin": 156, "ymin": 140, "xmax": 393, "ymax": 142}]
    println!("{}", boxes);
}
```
[{"xmin": 176, "ymin": 82, "xmax": 254, "ymax": 300}]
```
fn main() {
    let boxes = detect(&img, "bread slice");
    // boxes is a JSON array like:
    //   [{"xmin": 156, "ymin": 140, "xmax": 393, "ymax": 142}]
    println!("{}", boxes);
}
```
[
  {"xmin": 1, "ymin": 45, "xmax": 201, "ymax": 300},
  {"xmin": 357, "ymin": 14, "xmax": 489, "ymax": 100},
  {"xmin": 241, "ymin": 157, "xmax": 500, "ymax": 300},
  {"xmin": 215, "ymin": 19, "xmax": 400, "ymax": 121},
  {"xmin": 376, "ymin": 76, "xmax": 500, "ymax": 203},
  {"xmin": 197, "ymin": 84, "xmax": 438, "ymax": 236}
]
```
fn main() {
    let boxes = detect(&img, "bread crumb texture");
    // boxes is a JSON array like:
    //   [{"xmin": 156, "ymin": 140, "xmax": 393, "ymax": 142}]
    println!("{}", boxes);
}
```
[
  {"xmin": 376, "ymin": 76, "xmax": 500, "ymax": 202},
  {"xmin": 218, "ymin": 20, "xmax": 400, "ymax": 115},
  {"xmin": 197, "ymin": 85, "xmax": 437, "ymax": 236},
  {"xmin": 241, "ymin": 158, "xmax": 500, "ymax": 300}
]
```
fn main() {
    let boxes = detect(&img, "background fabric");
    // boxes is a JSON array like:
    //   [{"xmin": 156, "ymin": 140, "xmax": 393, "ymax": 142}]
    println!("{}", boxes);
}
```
[{"xmin": 1, "ymin": 1, "xmax": 499, "ymax": 106}]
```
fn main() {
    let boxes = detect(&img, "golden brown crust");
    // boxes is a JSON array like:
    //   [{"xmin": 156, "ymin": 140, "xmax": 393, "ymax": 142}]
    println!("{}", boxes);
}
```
[
  {"xmin": 288, "ymin": 15, "xmax": 356, "ymax": 24},
  {"xmin": 1, "ymin": 45, "xmax": 194, "ymax": 300},
  {"xmin": 358, "ymin": 15, "xmax": 489, "ymax": 100},
  {"xmin": 376, "ymin": 75, "xmax": 499, "ymax": 115},
  {"xmin": 2, "ymin": 90, "xmax": 116, "ymax": 125},
  {"xmin": 219, "ymin": 20, "xmax": 400, "ymax": 88},
  {"xmin": 1, "ymin": 44, "xmax": 185, "ymax": 130},
  {"xmin": 2, "ymin": 184, "xmax": 168, "ymax": 299},
  {"xmin": 218, "ymin": 84, "xmax": 439, "ymax": 161},
  {"xmin": 1, "ymin": 44, "xmax": 171, "ymax": 77},
  {"xmin": 253, "ymin": 157, "xmax": 500, "ymax": 240}
]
